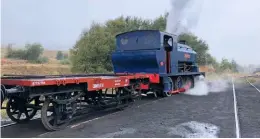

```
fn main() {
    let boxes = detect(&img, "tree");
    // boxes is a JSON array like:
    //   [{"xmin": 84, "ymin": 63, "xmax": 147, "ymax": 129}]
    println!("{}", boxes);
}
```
[
  {"xmin": 6, "ymin": 48, "xmax": 27, "ymax": 59},
  {"xmin": 231, "ymin": 59, "xmax": 239, "ymax": 72},
  {"xmin": 6, "ymin": 44, "xmax": 13, "ymax": 57},
  {"xmin": 56, "ymin": 51, "xmax": 64, "ymax": 60},
  {"xmin": 5, "ymin": 43, "xmax": 44, "ymax": 61},
  {"xmin": 5, "ymin": 43, "xmax": 48, "ymax": 64},
  {"xmin": 219, "ymin": 58, "xmax": 232, "ymax": 72},
  {"xmin": 71, "ymin": 22, "xmax": 113, "ymax": 73},
  {"xmin": 178, "ymin": 33, "xmax": 212, "ymax": 66},
  {"xmin": 70, "ymin": 16, "xmax": 166, "ymax": 73},
  {"xmin": 70, "ymin": 15, "xmax": 219, "ymax": 73},
  {"xmin": 151, "ymin": 15, "xmax": 167, "ymax": 31},
  {"xmin": 25, "ymin": 43, "xmax": 44, "ymax": 61}
]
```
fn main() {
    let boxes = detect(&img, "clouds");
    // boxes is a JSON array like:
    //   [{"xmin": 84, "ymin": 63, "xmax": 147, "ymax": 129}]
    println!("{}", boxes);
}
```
[
  {"xmin": 1, "ymin": 0, "xmax": 90, "ymax": 50},
  {"xmin": 193, "ymin": 0, "xmax": 260, "ymax": 65},
  {"xmin": 2, "ymin": 0, "xmax": 260, "ymax": 65}
]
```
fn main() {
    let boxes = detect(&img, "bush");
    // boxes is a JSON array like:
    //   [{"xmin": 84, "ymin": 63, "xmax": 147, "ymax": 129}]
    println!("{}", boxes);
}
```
[
  {"xmin": 56, "ymin": 51, "xmax": 64, "ymax": 60},
  {"xmin": 25, "ymin": 43, "xmax": 44, "ymax": 61},
  {"xmin": 32, "ymin": 56, "xmax": 49, "ymax": 64},
  {"xmin": 5, "ymin": 43, "xmax": 44, "ymax": 61},
  {"xmin": 60, "ymin": 59, "xmax": 70, "ymax": 65},
  {"xmin": 248, "ymin": 78, "xmax": 256, "ymax": 83},
  {"xmin": 63, "ymin": 53, "xmax": 69, "ymax": 59},
  {"xmin": 6, "ymin": 49, "xmax": 27, "ymax": 59}
]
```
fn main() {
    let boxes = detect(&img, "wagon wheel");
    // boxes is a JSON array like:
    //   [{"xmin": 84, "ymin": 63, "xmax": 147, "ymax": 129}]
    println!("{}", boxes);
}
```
[
  {"xmin": 1, "ymin": 85, "xmax": 6, "ymax": 107},
  {"xmin": 115, "ymin": 88, "xmax": 134, "ymax": 110},
  {"xmin": 1, "ymin": 90, "xmax": 5, "ymax": 107},
  {"xmin": 41, "ymin": 99, "xmax": 72, "ymax": 131},
  {"xmin": 129, "ymin": 84, "xmax": 142, "ymax": 100},
  {"xmin": 6, "ymin": 97, "xmax": 40, "ymax": 123}
]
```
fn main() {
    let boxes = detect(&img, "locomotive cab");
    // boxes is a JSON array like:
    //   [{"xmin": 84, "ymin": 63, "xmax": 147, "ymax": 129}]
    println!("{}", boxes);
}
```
[{"xmin": 163, "ymin": 35, "xmax": 174, "ymax": 52}]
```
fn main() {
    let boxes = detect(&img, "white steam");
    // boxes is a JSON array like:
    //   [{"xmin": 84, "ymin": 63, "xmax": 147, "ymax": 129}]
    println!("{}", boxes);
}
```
[
  {"xmin": 166, "ymin": 0, "xmax": 204, "ymax": 35},
  {"xmin": 184, "ymin": 75, "xmax": 230, "ymax": 96},
  {"xmin": 184, "ymin": 75, "xmax": 209, "ymax": 96},
  {"xmin": 166, "ymin": 0, "xmax": 230, "ymax": 96}
]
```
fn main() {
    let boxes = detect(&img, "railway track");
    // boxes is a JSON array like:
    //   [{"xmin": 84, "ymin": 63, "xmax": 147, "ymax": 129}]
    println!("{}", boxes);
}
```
[
  {"xmin": 1, "ymin": 96, "xmax": 163, "ymax": 138},
  {"xmin": 1, "ymin": 109, "xmax": 121, "ymax": 138},
  {"xmin": 232, "ymin": 76, "xmax": 260, "ymax": 138},
  {"xmin": 2, "ymin": 75, "xmax": 259, "ymax": 138}
]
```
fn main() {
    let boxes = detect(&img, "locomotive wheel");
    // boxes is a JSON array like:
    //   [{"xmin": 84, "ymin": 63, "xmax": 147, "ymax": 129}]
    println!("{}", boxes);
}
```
[
  {"xmin": 183, "ymin": 76, "xmax": 194, "ymax": 89},
  {"xmin": 6, "ymin": 97, "xmax": 39, "ymax": 123},
  {"xmin": 163, "ymin": 91, "xmax": 172, "ymax": 97},
  {"xmin": 41, "ymin": 99, "xmax": 71, "ymax": 131},
  {"xmin": 175, "ymin": 76, "xmax": 184, "ymax": 90}
]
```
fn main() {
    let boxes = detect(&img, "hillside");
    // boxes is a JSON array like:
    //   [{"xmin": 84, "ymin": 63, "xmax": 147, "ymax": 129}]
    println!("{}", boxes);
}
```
[
  {"xmin": 1, "ymin": 47, "xmax": 68, "ymax": 60},
  {"xmin": 1, "ymin": 46, "xmax": 217, "ymax": 75},
  {"xmin": 1, "ymin": 47, "xmax": 71, "ymax": 75}
]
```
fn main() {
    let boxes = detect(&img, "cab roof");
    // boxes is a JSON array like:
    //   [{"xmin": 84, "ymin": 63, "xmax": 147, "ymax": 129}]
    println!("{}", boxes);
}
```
[{"xmin": 115, "ymin": 30, "xmax": 178, "ymax": 38}]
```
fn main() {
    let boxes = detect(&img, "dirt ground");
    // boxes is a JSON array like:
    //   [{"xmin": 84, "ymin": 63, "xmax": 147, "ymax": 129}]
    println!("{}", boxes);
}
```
[{"xmin": 1, "ymin": 63, "xmax": 71, "ymax": 75}]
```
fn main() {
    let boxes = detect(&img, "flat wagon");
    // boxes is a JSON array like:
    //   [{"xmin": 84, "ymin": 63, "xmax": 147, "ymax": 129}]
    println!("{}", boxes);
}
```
[{"xmin": 1, "ymin": 30, "xmax": 205, "ymax": 131}]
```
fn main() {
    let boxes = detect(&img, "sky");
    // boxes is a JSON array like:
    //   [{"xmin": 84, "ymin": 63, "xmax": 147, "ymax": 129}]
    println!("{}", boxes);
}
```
[{"xmin": 1, "ymin": 0, "xmax": 260, "ymax": 65}]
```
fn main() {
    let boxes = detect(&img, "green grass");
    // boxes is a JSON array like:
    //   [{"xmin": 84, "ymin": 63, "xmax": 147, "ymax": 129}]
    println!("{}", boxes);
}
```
[
  {"xmin": 248, "ymin": 78, "xmax": 256, "ymax": 83},
  {"xmin": 1, "ymin": 101, "xmax": 8, "ymax": 119},
  {"xmin": 234, "ymin": 77, "xmax": 259, "ymax": 84}
]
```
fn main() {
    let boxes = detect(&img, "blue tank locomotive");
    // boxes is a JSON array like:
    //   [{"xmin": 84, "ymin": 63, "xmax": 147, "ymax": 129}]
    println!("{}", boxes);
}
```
[{"xmin": 112, "ymin": 30, "xmax": 205, "ymax": 96}]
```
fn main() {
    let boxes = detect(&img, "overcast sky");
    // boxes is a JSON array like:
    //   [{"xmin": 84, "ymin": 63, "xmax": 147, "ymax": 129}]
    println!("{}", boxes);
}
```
[{"xmin": 1, "ymin": 0, "xmax": 260, "ymax": 65}]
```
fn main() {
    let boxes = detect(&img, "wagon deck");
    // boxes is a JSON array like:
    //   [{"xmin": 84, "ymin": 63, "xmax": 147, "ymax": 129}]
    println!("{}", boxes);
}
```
[{"xmin": 1, "ymin": 73, "xmax": 159, "ymax": 90}]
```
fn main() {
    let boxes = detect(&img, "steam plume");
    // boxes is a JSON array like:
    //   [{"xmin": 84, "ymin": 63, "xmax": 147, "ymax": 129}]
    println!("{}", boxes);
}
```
[
  {"xmin": 166, "ymin": 0, "xmax": 204, "ymax": 35},
  {"xmin": 184, "ymin": 75, "xmax": 230, "ymax": 96}
]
